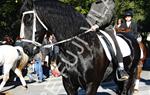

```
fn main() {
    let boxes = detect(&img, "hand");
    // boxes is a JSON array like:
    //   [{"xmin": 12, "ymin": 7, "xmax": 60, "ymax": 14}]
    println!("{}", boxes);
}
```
[
  {"xmin": 2, "ymin": 41, "xmax": 6, "ymax": 44},
  {"xmin": 91, "ymin": 24, "xmax": 99, "ymax": 31}
]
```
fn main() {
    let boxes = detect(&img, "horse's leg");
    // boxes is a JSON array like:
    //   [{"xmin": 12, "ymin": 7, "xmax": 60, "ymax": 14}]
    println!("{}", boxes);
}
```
[
  {"xmin": 0, "ymin": 64, "xmax": 11, "ymax": 90},
  {"xmin": 134, "ymin": 60, "xmax": 143, "ymax": 91},
  {"xmin": 62, "ymin": 77, "xmax": 79, "ymax": 95},
  {"xmin": 123, "ymin": 69, "xmax": 136, "ymax": 95},
  {"xmin": 86, "ymin": 82, "xmax": 99, "ymax": 95},
  {"xmin": 0, "ymin": 74, "xmax": 9, "ymax": 91},
  {"xmin": 14, "ymin": 68, "xmax": 27, "ymax": 88},
  {"xmin": 114, "ymin": 56, "xmax": 131, "ymax": 95},
  {"xmin": 134, "ymin": 42, "xmax": 146, "ymax": 91},
  {"xmin": 116, "ymin": 76, "xmax": 133, "ymax": 95}
]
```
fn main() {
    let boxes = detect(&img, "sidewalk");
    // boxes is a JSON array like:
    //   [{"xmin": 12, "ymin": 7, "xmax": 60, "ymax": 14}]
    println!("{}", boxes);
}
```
[{"xmin": 1, "ymin": 70, "xmax": 150, "ymax": 95}]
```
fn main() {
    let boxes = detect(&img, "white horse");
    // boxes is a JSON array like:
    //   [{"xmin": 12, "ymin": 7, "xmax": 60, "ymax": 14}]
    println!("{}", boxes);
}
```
[{"xmin": 0, "ymin": 45, "xmax": 29, "ymax": 91}]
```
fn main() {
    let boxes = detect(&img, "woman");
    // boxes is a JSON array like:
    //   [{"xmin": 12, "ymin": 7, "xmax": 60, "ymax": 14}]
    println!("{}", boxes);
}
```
[{"xmin": 115, "ymin": 18, "xmax": 124, "ymax": 32}]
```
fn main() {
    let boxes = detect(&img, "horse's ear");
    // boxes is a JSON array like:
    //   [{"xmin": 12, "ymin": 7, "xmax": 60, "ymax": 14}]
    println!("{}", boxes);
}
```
[{"xmin": 21, "ymin": 0, "xmax": 34, "ymax": 13}]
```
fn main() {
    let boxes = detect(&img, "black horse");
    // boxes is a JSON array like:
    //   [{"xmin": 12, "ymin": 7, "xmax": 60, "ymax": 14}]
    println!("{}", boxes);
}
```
[{"xmin": 19, "ymin": 0, "xmax": 140, "ymax": 95}]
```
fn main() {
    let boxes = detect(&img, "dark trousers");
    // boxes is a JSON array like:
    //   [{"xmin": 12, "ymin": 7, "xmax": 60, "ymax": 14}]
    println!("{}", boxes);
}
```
[
  {"xmin": 104, "ymin": 26, "xmax": 123, "ymax": 64},
  {"xmin": 49, "ymin": 46, "xmax": 59, "ymax": 61}
]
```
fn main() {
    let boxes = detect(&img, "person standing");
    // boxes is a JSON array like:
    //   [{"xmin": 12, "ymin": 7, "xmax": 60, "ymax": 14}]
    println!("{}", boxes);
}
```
[
  {"xmin": 26, "ymin": 62, "xmax": 35, "ymax": 82},
  {"xmin": 43, "ymin": 33, "xmax": 60, "ymax": 77},
  {"xmin": 86, "ymin": 0, "xmax": 129, "ymax": 80},
  {"xmin": 33, "ymin": 51, "xmax": 45, "ymax": 82}
]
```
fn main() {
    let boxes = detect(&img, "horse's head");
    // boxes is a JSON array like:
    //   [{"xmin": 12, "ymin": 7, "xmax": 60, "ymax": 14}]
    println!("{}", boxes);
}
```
[
  {"xmin": 19, "ymin": 11, "xmax": 48, "ymax": 61},
  {"xmin": 20, "ymin": 10, "xmax": 46, "ymax": 42},
  {"xmin": 18, "ymin": 0, "xmax": 49, "ymax": 60},
  {"xmin": 20, "ymin": 0, "xmax": 47, "ymax": 42},
  {"xmin": 19, "ymin": 0, "xmax": 90, "ymax": 61},
  {"xmin": 20, "ymin": 0, "xmax": 90, "ymax": 42}
]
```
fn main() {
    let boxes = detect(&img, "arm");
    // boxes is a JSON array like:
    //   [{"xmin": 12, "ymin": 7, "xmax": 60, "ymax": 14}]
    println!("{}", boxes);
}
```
[
  {"xmin": 87, "ymin": 0, "xmax": 115, "ymax": 31},
  {"xmin": 96, "ymin": 9, "xmax": 114, "ymax": 28}
]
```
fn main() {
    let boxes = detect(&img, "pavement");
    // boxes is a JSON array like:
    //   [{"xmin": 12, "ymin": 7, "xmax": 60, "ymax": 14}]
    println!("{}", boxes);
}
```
[{"xmin": 0, "ymin": 70, "xmax": 150, "ymax": 95}]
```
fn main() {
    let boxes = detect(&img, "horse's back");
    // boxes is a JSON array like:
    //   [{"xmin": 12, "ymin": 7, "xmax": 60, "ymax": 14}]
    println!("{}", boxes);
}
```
[{"xmin": 0, "ymin": 45, "xmax": 19, "ymax": 65}]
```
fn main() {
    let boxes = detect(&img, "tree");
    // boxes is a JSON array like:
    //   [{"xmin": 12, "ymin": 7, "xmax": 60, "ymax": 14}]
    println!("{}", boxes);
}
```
[
  {"xmin": 0, "ymin": 0, "xmax": 22, "ymax": 40},
  {"xmin": 0, "ymin": 0, "xmax": 150, "ymax": 41}
]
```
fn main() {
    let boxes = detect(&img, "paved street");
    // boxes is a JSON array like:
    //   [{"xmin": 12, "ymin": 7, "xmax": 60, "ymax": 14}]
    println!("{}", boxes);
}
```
[{"xmin": 1, "ymin": 70, "xmax": 150, "ymax": 95}]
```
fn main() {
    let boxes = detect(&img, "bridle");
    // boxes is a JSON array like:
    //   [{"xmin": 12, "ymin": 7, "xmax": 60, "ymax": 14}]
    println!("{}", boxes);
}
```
[
  {"xmin": 20, "ymin": 10, "xmax": 93, "ymax": 48},
  {"xmin": 20, "ymin": 10, "xmax": 48, "ymax": 46}
]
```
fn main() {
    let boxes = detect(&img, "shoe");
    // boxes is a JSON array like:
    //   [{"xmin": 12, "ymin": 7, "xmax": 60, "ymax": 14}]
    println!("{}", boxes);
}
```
[
  {"xmin": 29, "ymin": 79, "xmax": 33, "ymax": 82},
  {"xmin": 117, "ymin": 69, "xmax": 129, "ymax": 81},
  {"xmin": 38, "ymin": 80, "xmax": 43, "ymax": 83},
  {"xmin": 51, "ymin": 69, "xmax": 60, "ymax": 77}
]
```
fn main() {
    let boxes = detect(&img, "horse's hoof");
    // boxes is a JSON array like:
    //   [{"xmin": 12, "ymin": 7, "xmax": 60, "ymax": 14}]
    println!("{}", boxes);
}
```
[
  {"xmin": 134, "ymin": 89, "xmax": 139, "ymax": 94},
  {"xmin": 24, "ymin": 85, "xmax": 28, "ymax": 89},
  {"xmin": 134, "ymin": 89, "xmax": 139, "ymax": 92},
  {"xmin": 0, "ymin": 92, "xmax": 5, "ymax": 95}
]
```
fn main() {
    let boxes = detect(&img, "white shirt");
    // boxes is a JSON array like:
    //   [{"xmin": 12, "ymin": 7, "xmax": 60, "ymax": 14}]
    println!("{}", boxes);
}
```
[
  {"xmin": 126, "ymin": 21, "xmax": 131, "ymax": 28},
  {"xmin": 117, "ymin": 24, "xmax": 121, "ymax": 28}
]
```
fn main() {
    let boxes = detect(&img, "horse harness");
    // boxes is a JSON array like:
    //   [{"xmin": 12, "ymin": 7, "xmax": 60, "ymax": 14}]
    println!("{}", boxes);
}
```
[{"xmin": 20, "ymin": 10, "xmax": 99, "ymax": 48}]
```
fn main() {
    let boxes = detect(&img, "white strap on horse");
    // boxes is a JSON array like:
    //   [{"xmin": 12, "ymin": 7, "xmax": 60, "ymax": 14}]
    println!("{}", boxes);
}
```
[
  {"xmin": 43, "ymin": 28, "xmax": 94, "ymax": 48},
  {"xmin": 147, "ymin": 32, "xmax": 150, "ymax": 41},
  {"xmin": 20, "ymin": 10, "xmax": 48, "ymax": 46}
]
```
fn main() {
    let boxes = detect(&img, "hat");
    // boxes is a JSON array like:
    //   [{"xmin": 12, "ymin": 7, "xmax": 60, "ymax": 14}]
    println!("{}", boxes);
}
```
[{"xmin": 124, "ymin": 11, "xmax": 133, "ymax": 17}]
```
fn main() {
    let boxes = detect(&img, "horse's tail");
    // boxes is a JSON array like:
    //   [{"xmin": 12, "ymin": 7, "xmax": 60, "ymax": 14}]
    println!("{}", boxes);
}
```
[{"xmin": 15, "ymin": 46, "xmax": 29, "ymax": 70}]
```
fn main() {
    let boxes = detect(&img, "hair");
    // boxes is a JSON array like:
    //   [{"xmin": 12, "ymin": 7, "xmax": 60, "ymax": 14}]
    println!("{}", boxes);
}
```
[
  {"xmin": 33, "ymin": 0, "xmax": 90, "ymax": 39},
  {"xmin": 117, "ymin": 18, "xmax": 123, "ymax": 24}
]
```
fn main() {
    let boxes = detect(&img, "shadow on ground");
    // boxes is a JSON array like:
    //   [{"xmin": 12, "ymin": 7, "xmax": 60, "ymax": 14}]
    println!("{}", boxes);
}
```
[{"xmin": 140, "ymin": 78, "xmax": 150, "ymax": 85}]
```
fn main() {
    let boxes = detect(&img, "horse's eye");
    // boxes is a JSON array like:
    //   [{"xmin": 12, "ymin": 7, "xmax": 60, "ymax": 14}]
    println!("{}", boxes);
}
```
[{"xmin": 23, "ymin": 14, "xmax": 33, "ymax": 26}]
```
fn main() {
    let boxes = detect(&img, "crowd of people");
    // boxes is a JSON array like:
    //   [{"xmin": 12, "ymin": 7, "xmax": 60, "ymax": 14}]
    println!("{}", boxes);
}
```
[
  {"xmin": 0, "ymin": 33, "xmax": 60, "ymax": 83},
  {"xmin": 25, "ymin": 33, "xmax": 60, "ymax": 83}
]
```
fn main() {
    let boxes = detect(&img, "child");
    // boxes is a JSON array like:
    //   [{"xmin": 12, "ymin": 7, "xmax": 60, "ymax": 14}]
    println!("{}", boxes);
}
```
[{"xmin": 27, "ymin": 62, "xmax": 34, "ymax": 82}]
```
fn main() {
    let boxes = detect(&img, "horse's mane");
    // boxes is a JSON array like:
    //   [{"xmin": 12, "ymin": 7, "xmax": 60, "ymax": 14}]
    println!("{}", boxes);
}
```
[{"xmin": 32, "ymin": 0, "xmax": 90, "ymax": 40}]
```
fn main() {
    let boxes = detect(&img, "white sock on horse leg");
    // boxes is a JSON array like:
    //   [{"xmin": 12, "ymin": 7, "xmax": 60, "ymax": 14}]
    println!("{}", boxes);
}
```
[
  {"xmin": 0, "ymin": 75, "xmax": 9, "ymax": 90},
  {"xmin": 0, "ymin": 80, "xmax": 6, "ymax": 91},
  {"xmin": 118, "ymin": 62, "xmax": 124, "ymax": 69},
  {"xmin": 1, "ymin": 64, "xmax": 11, "ymax": 90},
  {"xmin": 15, "ymin": 68, "xmax": 26, "ymax": 86},
  {"xmin": 134, "ymin": 79, "xmax": 140, "ymax": 90}
]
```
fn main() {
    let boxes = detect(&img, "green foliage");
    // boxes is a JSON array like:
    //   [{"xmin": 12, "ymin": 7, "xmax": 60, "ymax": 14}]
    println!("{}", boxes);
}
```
[
  {"xmin": 115, "ymin": 0, "xmax": 145, "ymax": 21},
  {"xmin": 0, "ymin": 0, "xmax": 150, "ymax": 40},
  {"xmin": 60, "ymin": 0, "xmax": 95, "ymax": 14},
  {"xmin": 115, "ymin": 0, "xmax": 150, "ymax": 32},
  {"xmin": 0, "ymin": 0, "xmax": 22, "ymax": 40}
]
